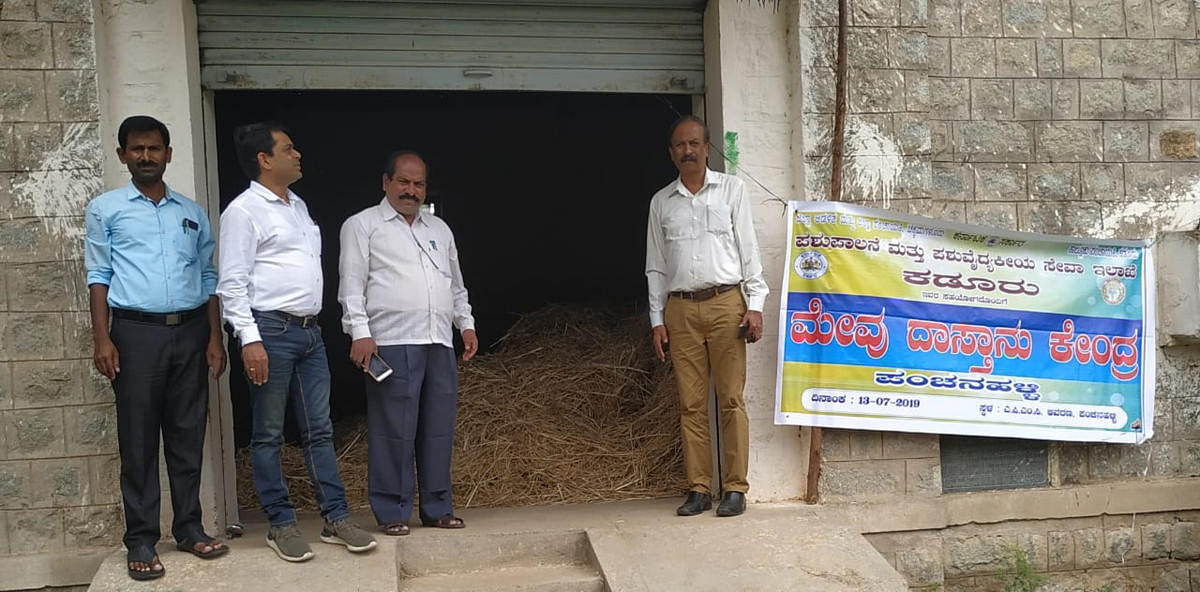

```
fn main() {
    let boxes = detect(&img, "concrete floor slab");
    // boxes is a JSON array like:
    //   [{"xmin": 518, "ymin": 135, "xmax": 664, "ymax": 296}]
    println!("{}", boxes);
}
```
[{"xmin": 88, "ymin": 498, "xmax": 908, "ymax": 592}]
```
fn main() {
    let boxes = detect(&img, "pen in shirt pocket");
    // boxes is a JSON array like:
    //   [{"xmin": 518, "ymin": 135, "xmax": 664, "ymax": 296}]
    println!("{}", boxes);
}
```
[{"xmin": 181, "ymin": 218, "xmax": 199, "ymax": 233}]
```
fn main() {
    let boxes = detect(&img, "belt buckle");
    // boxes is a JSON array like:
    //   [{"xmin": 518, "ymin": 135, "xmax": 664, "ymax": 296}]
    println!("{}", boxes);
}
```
[{"xmin": 165, "ymin": 313, "xmax": 182, "ymax": 326}]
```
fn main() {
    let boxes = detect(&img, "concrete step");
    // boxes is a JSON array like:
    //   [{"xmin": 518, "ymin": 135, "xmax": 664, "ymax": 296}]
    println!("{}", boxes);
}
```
[
  {"xmin": 398, "ymin": 563, "xmax": 604, "ymax": 592},
  {"xmin": 395, "ymin": 530, "xmax": 593, "ymax": 577}
]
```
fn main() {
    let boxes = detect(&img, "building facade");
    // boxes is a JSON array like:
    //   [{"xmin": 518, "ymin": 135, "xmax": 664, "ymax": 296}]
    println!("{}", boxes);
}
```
[{"xmin": 0, "ymin": 0, "xmax": 1197, "ymax": 589}]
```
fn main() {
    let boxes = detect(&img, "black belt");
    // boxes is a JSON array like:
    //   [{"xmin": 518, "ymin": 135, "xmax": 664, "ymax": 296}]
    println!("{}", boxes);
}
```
[
  {"xmin": 112, "ymin": 305, "xmax": 206, "ymax": 327},
  {"xmin": 255, "ymin": 310, "xmax": 319, "ymax": 328},
  {"xmin": 669, "ymin": 283, "xmax": 740, "ymax": 302}
]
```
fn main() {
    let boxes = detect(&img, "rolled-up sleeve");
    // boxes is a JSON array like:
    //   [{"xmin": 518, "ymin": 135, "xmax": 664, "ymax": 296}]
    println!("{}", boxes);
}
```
[
  {"xmin": 216, "ymin": 205, "xmax": 261, "ymax": 344},
  {"xmin": 84, "ymin": 200, "xmax": 112, "ymax": 286},
  {"xmin": 337, "ymin": 215, "xmax": 373, "ymax": 341}
]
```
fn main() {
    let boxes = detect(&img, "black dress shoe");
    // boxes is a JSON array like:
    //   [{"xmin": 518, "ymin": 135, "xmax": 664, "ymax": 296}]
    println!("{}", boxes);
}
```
[
  {"xmin": 716, "ymin": 491, "xmax": 745, "ymax": 517},
  {"xmin": 676, "ymin": 491, "xmax": 712, "ymax": 516}
]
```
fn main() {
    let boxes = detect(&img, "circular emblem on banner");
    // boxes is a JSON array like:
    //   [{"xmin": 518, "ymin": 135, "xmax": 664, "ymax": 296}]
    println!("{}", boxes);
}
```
[
  {"xmin": 794, "ymin": 251, "xmax": 828, "ymax": 280},
  {"xmin": 1101, "ymin": 278, "xmax": 1126, "ymax": 305}
]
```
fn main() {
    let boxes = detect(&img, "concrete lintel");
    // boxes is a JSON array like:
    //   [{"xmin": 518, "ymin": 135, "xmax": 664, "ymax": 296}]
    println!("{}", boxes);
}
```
[
  {"xmin": 0, "ymin": 549, "xmax": 110, "ymax": 590},
  {"xmin": 944, "ymin": 478, "xmax": 1200, "ymax": 525},
  {"xmin": 830, "ymin": 478, "xmax": 1200, "ymax": 535}
]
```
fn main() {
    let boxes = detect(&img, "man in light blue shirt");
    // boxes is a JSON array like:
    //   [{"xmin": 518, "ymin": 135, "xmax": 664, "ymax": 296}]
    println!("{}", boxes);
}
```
[{"xmin": 84, "ymin": 115, "xmax": 229, "ymax": 581}]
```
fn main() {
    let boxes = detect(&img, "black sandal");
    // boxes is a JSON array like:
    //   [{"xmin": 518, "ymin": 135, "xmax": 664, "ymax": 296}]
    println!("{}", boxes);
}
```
[
  {"xmin": 421, "ymin": 514, "xmax": 465, "ymax": 529},
  {"xmin": 127, "ymin": 546, "xmax": 165, "ymax": 581},
  {"xmin": 381, "ymin": 523, "xmax": 410, "ymax": 536},
  {"xmin": 175, "ymin": 534, "xmax": 229, "ymax": 559}
]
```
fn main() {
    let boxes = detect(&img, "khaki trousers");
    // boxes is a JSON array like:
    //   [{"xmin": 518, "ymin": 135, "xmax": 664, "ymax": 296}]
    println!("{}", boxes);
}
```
[{"xmin": 664, "ymin": 287, "xmax": 749, "ymax": 495}]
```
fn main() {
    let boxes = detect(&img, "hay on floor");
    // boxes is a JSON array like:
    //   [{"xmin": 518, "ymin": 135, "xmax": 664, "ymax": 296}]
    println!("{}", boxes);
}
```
[{"xmin": 236, "ymin": 304, "xmax": 685, "ymax": 513}]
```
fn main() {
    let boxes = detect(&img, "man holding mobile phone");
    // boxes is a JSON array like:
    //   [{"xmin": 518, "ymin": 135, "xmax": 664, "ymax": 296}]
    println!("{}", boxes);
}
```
[
  {"xmin": 646, "ymin": 116, "xmax": 768, "ymax": 518},
  {"xmin": 338, "ymin": 151, "xmax": 477, "ymax": 536}
]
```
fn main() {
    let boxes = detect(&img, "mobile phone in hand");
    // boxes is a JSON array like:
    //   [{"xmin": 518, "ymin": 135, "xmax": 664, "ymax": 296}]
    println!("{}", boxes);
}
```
[
  {"xmin": 737, "ymin": 323, "xmax": 749, "ymax": 339},
  {"xmin": 367, "ymin": 353, "xmax": 393, "ymax": 382}
]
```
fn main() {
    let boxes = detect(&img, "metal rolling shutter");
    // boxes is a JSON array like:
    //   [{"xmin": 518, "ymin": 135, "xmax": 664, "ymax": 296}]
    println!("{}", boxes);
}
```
[{"xmin": 195, "ymin": 0, "xmax": 705, "ymax": 93}]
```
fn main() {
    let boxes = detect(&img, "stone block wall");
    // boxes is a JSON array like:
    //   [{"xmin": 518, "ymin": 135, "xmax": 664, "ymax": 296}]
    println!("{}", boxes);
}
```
[
  {"xmin": 798, "ymin": 0, "xmax": 1200, "ymax": 501},
  {"xmin": 801, "ymin": 0, "xmax": 933, "ymax": 209},
  {"xmin": 818, "ymin": 429, "xmax": 943, "ymax": 500},
  {"xmin": 927, "ymin": 0, "xmax": 1200, "ymax": 489},
  {"xmin": 0, "ymin": 0, "xmax": 120, "ymax": 569},
  {"xmin": 868, "ymin": 511, "xmax": 1200, "ymax": 590},
  {"xmin": 1052, "ymin": 345, "xmax": 1200, "ymax": 486},
  {"xmin": 929, "ymin": 0, "xmax": 1200, "ymax": 238}
]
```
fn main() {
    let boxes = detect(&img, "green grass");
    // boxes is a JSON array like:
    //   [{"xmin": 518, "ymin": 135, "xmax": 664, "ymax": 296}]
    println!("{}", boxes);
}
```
[{"xmin": 996, "ymin": 545, "xmax": 1046, "ymax": 592}]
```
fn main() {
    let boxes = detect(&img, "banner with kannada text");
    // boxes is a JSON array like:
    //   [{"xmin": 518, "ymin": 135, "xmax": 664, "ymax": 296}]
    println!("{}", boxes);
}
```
[{"xmin": 775, "ymin": 201, "xmax": 1155, "ymax": 444}]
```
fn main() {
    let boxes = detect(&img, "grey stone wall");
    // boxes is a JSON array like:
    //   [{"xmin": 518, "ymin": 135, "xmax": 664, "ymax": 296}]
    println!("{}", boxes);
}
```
[
  {"xmin": 0, "ymin": 0, "xmax": 120, "ymax": 566},
  {"xmin": 1055, "ymin": 344, "xmax": 1200, "ymax": 486},
  {"xmin": 868, "ymin": 511, "xmax": 1200, "ymax": 590},
  {"xmin": 928, "ymin": 0, "xmax": 1200, "ymax": 488},
  {"xmin": 800, "ymin": 0, "xmax": 1200, "ymax": 501},
  {"xmin": 929, "ymin": 0, "xmax": 1200, "ymax": 238}
]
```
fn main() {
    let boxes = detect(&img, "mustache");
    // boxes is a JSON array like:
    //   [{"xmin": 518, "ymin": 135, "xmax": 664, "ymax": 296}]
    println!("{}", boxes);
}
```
[
  {"xmin": 398, "ymin": 194, "xmax": 420, "ymax": 202},
  {"xmin": 680, "ymin": 155, "xmax": 698, "ymax": 162}
]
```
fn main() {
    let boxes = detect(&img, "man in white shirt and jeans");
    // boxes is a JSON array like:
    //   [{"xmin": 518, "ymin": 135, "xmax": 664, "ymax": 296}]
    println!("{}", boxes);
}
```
[
  {"xmin": 646, "ymin": 115, "xmax": 769, "ymax": 518},
  {"xmin": 338, "ymin": 151, "xmax": 477, "ymax": 536},
  {"xmin": 217, "ymin": 122, "xmax": 376, "ymax": 562}
]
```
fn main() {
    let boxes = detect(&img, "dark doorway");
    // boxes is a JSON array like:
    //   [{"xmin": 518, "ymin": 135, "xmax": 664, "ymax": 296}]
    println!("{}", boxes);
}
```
[{"xmin": 213, "ymin": 90, "xmax": 691, "ymax": 445}]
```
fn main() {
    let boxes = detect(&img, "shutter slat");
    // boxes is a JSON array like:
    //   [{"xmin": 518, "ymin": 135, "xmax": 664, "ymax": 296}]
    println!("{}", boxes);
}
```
[
  {"xmin": 196, "ymin": 0, "xmax": 704, "ymax": 94},
  {"xmin": 203, "ymin": 65, "xmax": 702, "ymax": 93}
]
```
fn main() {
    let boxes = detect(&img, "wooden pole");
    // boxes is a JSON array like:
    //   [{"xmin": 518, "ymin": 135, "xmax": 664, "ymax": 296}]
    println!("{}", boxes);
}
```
[{"xmin": 806, "ymin": 0, "xmax": 849, "ymax": 506}]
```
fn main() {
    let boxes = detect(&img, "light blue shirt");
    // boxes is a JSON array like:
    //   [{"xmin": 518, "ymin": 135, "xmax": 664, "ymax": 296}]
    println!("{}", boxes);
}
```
[{"xmin": 84, "ymin": 181, "xmax": 217, "ymax": 313}]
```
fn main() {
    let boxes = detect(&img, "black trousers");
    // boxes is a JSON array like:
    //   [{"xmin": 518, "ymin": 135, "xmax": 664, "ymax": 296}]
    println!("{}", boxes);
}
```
[{"xmin": 110, "ymin": 313, "xmax": 210, "ymax": 550}]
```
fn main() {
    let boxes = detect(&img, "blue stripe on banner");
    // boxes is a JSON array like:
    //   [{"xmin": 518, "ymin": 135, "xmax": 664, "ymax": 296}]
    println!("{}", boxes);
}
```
[
  {"xmin": 786, "ymin": 292, "xmax": 1138, "ymax": 335},
  {"xmin": 783, "ymin": 292, "xmax": 1144, "ymax": 385}
]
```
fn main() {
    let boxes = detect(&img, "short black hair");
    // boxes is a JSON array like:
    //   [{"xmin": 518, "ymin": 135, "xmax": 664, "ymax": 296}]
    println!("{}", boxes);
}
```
[
  {"xmin": 118, "ymin": 115, "xmax": 170, "ymax": 149},
  {"xmin": 667, "ymin": 114, "xmax": 710, "ymax": 146},
  {"xmin": 383, "ymin": 150, "xmax": 427, "ymax": 179},
  {"xmin": 233, "ymin": 121, "xmax": 290, "ymax": 181}
]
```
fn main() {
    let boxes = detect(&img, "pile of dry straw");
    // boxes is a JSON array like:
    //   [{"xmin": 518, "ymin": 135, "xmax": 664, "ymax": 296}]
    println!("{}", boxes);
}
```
[{"xmin": 236, "ymin": 304, "xmax": 685, "ymax": 513}]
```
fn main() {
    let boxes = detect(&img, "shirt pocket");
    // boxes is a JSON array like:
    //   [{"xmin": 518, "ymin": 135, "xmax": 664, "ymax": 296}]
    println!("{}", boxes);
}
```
[
  {"xmin": 422, "ymin": 237, "xmax": 451, "ymax": 278},
  {"xmin": 706, "ymin": 203, "xmax": 733, "ymax": 236},
  {"xmin": 661, "ymin": 208, "xmax": 697, "ymax": 242},
  {"xmin": 173, "ymin": 226, "xmax": 199, "ymax": 264}
]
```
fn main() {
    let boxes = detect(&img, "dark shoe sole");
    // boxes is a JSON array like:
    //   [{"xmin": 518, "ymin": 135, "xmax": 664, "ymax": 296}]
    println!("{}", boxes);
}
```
[
  {"xmin": 676, "ymin": 502, "xmax": 713, "ymax": 516},
  {"xmin": 381, "ymin": 523, "xmax": 410, "ymax": 536},
  {"xmin": 716, "ymin": 506, "xmax": 745, "ymax": 517},
  {"xmin": 176, "ymin": 540, "xmax": 229, "ymax": 559},
  {"xmin": 127, "ymin": 566, "xmax": 165, "ymax": 581},
  {"xmin": 421, "ymin": 515, "xmax": 466, "ymax": 528}
]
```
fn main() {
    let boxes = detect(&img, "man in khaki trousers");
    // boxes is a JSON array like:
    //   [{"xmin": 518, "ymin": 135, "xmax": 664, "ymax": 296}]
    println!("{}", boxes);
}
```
[{"xmin": 645, "ymin": 115, "xmax": 769, "ymax": 517}]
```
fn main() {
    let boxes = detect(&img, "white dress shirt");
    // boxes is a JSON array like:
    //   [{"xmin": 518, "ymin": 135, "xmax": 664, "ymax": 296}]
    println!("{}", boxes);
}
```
[
  {"xmin": 645, "ymin": 168, "xmax": 769, "ymax": 327},
  {"xmin": 338, "ymin": 198, "xmax": 474, "ymax": 348},
  {"xmin": 217, "ymin": 181, "xmax": 324, "ymax": 345}
]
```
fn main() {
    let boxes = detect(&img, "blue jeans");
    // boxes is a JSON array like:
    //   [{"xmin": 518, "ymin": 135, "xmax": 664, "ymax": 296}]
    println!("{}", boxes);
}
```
[{"xmin": 248, "ymin": 310, "xmax": 349, "ymax": 527}]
